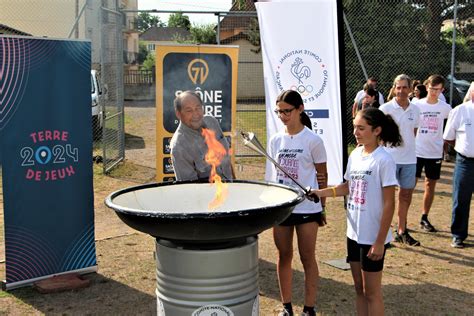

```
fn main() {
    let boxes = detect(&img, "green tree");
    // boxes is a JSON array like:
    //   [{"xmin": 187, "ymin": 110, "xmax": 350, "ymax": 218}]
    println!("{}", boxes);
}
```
[
  {"xmin": 343, "ymin": 1, "xmax": 462, "ymax": 97},
  {"xmin": 234, "ymin": 0, "xmax": 248, "ymax": 10},
  {"xmin": 137, "ymin": 12, "xmax": 164, "ymax": 32},
  {"xmin": 172, "ymin": 24, "xmax": 217, "ymax": 44},
  {"xmin": 246, "ymin": 18, "xmax": 261, "ymax": 54},
  {"xmin": 441, "ymin": 27, "xmax": 473, "ymax": 65},
  {"xmin": 137, "ymin": 41, "xmax": 149, "ymax": 64},
  {"xmin": 168, "ymin": 12, "xmax": 191, "ymax": 30},
  {"xmin": 190, "ymin": 24, "xmax": 217, "ymax": 44},
  {"xmin": 142, "ymin": 52, "xmax": 155, "ymax": 71},
  {"xmin": 410, "ymin": 0, "xmax": 473, "ymax": 48}
]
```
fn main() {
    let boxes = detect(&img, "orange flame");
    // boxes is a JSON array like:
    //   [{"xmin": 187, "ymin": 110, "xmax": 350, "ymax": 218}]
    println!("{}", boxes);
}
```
[{"xmin": 201, "ymin": 128, "xmax": 229, "ymax": 210}]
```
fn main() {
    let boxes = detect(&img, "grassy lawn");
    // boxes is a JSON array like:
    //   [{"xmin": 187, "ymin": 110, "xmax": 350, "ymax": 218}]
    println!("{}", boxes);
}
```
[{"xmin": 234, "ymin": 110, "xmax": 267, "ymax": 157}]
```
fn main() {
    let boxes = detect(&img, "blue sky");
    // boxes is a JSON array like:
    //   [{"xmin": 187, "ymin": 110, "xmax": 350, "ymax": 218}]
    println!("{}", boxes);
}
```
[{"xmin": 138, "ymin": 1, "xmax": 233, "ymax": 25}]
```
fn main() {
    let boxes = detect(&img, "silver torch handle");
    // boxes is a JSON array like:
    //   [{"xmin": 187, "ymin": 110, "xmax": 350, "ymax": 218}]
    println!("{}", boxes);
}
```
[{"xmin": 240, "ymin": 131, "xmax": 319, "ymax": 203}]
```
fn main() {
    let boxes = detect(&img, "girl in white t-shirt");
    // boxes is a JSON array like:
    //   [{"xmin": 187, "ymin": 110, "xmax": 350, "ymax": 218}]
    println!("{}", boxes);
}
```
[
  {"xmin": 266, "ymin": 90, "xmax": 327, "ymax": 316},
  {"xmin": 310, "ymin": 107, "xmax": 401, "ymax": 315}
]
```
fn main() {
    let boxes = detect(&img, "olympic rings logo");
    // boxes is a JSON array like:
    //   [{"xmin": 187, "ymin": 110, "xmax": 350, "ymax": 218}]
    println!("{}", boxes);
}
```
[
  {"xmin": 290, "ymin": 85, "xmax": 314, "ymax": 96},
  {"xmin": 275, "ymin": 49, "xmax": 328, "ymax": 102}
]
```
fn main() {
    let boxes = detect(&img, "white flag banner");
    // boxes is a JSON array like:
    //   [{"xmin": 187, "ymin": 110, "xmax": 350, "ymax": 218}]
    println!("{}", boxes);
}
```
[{"xmin": 256, "ymin": 0, "xmax": 343, "ymax": 185}]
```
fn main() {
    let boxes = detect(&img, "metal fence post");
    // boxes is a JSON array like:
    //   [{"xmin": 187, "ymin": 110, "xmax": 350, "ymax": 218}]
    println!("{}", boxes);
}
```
[{"xmin": 449, "ymin": 0, "xmax": 459, "ymax": 105}]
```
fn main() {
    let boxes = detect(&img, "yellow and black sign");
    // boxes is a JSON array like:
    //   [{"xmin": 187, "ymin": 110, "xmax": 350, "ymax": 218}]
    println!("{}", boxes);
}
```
[{"xmin": 155, "ymin": 44, "xmax": 239, "ymax": 182}]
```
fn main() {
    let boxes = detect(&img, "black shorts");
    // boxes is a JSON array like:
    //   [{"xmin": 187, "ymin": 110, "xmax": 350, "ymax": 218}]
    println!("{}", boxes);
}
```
[
  {"xmin": 279, "ymin": 212, "xmax": 323, "ymax": 226},
  {"xmin": 416, "ymin": 157, "xmax": 442, "ymax": 180},
  {"xmin": 346, "ymin": 237, "xmax": 388, "ymax": 272}
]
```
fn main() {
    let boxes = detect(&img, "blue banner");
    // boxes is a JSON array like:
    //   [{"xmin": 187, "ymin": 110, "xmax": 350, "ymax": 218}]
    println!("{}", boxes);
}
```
[{"xmin": 0, "ymin": 36, "xmax": 96, "ymax": 288}]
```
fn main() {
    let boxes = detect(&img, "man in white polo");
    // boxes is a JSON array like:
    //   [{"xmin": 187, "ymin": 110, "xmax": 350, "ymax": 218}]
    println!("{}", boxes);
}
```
[
  {"xmin": 443, "ymin": 82, "xmax": 474, "ymax": 248},
  {"xmin": 380, "ymin": 74, "xmax": 421, "ymax": 246}
]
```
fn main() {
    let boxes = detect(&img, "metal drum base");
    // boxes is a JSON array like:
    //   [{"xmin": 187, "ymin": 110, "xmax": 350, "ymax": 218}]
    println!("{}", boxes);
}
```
[{"xmin": 155, "ymin": 237, "xmax": 259, "ymax": 316}]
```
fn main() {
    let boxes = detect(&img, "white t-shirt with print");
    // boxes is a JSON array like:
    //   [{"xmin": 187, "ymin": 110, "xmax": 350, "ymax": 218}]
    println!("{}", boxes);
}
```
[
  {"xmin": 354, "ymin": 89, "xmax": 385, "ymax": 104},
  {"xmin": 443, "ymin": 100, "xmax": 474, "ymax": 157},
  {"xmin": 439, "ymin": 93, "xmax": 446, "ymax": 102},
  {"xmin": 345, "ymin": 146, "xmax": 398, "ymax": 245},
  {"xmin": 379, "ymin": 99, "xmax": 420, "ymax": 164},
  {"xmin": 415, "ymin": 98, "xmax": 451, "ymax": 158},
  {"xmin": 266, "ymin": 127, "xmax": 327, "ymax": 214}
]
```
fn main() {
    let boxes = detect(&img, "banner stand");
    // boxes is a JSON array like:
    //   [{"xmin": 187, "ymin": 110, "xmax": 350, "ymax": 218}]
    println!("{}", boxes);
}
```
[
  {"xmin": 1, "ymin": 35, "xmax": 97, "ymax": 289},
  {"xmin": 2, "ymin": 266, "xmax": 97, "ymax": 291},
  {"xmin": 256, "ymin": 0, "xmax": 346, "ymax": 186}
]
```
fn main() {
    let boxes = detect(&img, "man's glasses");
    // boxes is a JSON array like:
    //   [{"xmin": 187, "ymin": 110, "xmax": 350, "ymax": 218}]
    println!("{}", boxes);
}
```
[{"xmin": 274, "ymin": 108, "xmax": 295, "ymax": 116}]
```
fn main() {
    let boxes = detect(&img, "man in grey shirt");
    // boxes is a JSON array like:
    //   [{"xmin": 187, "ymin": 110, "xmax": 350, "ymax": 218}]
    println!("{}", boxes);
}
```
[{"xmin": 170, "ymin": 90, "xmax": 234, "ymax": 181}]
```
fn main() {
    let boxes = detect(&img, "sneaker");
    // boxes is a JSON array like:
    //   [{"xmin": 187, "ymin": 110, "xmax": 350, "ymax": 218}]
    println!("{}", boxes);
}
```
[
  {"xmin": 394, "ymin": 231, "xmax": 404, "ymax": 243},
  {"xmin": 451, "ymin": 238, "xmax": 465, "ymax": 248},
  {"xmin": 420, "ymin": 218, "xmax": 437, "ymax": 232},
  {"xmin": 300, "ymin": 309, "xmax": 316, "ymax": 316},
  {"xmin": 403, "ymin": 230, "xmax": 421, "ymax": 246},
  {"xmin": 277, "ymin": 309, "xmax": 292, "ymax": 316},
  {"xmin": 394, "ymin": 230, "xmax": 421, "ymax": 246}
]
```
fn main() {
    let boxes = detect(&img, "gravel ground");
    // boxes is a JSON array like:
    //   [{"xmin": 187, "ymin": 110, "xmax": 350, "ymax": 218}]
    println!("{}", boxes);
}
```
[{"xmin": 0, "ymin": 101, "xmax": 473, "ymax": 315}]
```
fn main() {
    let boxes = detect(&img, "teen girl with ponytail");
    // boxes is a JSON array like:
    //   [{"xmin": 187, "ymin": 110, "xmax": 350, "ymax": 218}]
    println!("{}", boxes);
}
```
[{"xmin": 310, "ymin": 107, "xmax": 402, "ymax": 316}]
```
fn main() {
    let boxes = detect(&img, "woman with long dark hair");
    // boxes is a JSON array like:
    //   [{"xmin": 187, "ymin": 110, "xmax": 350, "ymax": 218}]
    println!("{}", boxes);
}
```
[
  {"xmin": 411, "ymin": 84, "xmax": 427, "ymax": 102},
  {"xmin": 266, "ymin": 89, "xmax": 327, "ymax": 316}
]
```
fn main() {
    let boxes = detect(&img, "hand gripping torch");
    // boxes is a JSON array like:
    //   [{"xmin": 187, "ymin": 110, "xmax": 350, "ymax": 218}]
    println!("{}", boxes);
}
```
[{"xmin": 241, "ymin": 131, "xmax": 319, "ymax": 203}]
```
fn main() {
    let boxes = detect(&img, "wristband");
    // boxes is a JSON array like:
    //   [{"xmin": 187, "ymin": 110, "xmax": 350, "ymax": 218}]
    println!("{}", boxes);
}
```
[{"xmin": 331, "ymin": 187, "xmax": 336, "ymax": 198}]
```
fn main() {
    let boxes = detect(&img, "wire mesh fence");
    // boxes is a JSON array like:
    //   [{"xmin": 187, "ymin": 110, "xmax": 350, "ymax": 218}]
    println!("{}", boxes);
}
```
[
  {"xmin": 217, "ymin": 10, "xmax": 267, "ymax": 157},
  {"xmin": 0, "ymin": 0, "xmax": 88, "ymax": 39},
  {"xmin": 132, "ymin": 0, "xmax": 472, "ymax": 151},
  {"xmin": 0, "ymin": 0, "xmax": 125, "ymax": 173},
  {"xmin": 342, "ymin": 0, "xmax": 473, "ymax": 144},
  {"xmin": 99, "ymin": 0, "xmax": 125, "ymax": 173},
  {"xmin": 1, "ymin": 0, "xmax": 473, "ymax": 168}
]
